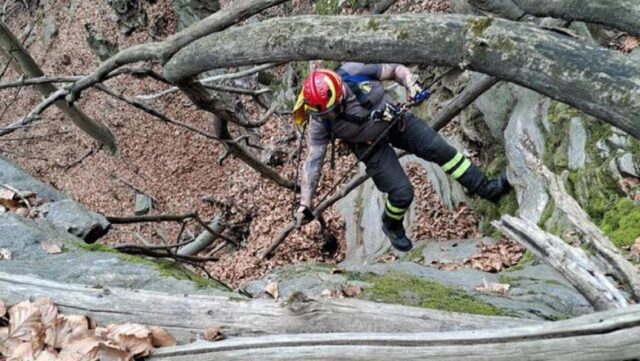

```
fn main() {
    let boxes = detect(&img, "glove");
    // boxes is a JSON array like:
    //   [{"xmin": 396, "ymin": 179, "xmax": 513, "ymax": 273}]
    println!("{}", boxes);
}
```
[
  {"xmin": 369, "ymin": 103, "xmax": 399, "ymax": 123},
  {"xmin": 294, "ymin": 206, "xmax": 314, "ymax": 228},
  {"xmin": 407, "ymin": 81, "xmax": 423, "ymax": 101},
  {"xmin": 411, "ymin": 89, "xmax": 431, "ymax": 103}
]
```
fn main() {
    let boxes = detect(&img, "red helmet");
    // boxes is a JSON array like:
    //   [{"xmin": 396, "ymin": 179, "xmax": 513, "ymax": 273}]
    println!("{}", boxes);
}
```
[{"xmin": 302, "ymin": 69, "xmax": 344, "ymax": 115}]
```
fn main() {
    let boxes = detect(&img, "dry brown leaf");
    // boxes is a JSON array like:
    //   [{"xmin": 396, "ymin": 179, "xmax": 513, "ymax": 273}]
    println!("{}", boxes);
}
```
[
  {"xmin": 96, "ymin": 342, "xmax": 131, "ymax": 361},
  {"xmin": 320, "ymin": 289, "xmax": 345, "ymax": 298},
  {"xmin": 0, "ymin": 188, "xmax": 15, "ymax": 201},
  {"xmin": 263, "ymin": 281, "xmax": 279, "ymax": 300},
  {"xmin": 33, "ymin": 298, "xmax": 58, "ymax": 328},
  {"xmin": 148, "ymin": 326, "xmax": 176, "ymax": 348},
  {"xmin": 203, "ymin": 326, "xmax": 225, "ymax": 342},
  {"xmin": 0, "ymin": 248, "xmax": 12, "ymax": 260},
  {"xmin": 8, "ymin": 300, "xmax": 42, "ymax": 342},
  {"xmin": 476, "ymin": 280, "xmax": 511, "ymax": 295},
  {"xmin": 342, "ymin": 285, "xmax": 363, "ymax": 298},
  {"xmin": 623, "ymin": 36, "xmax": 640, "ymax": 52},
  {"xmin": 104, "ymin": 323, "xmax": 153, "ymax": 357},
  {"xmin": 34, "ymin": 348, "xmax": 58, "ymax": 361},
  {"xmin": 15, "ymin": 207, "xmax": 30, "ymax": 217},
  {"xmin": 0, "ymin": 198, "xmax": 20, "ymax": 211},
  {"xmin": 41, "ymin": 240, "xmax": 63, "ymax": 254},
  {"xmin": 51, "ymin": 315, "xmax": 93, "ymax": 349},
  {"xmin": 56, "ymin": 336, "xmax": 103, "ymax": 361},
  {"xmin": 8, "ymin": 340, "xmax": 36, "ymax": 361}
]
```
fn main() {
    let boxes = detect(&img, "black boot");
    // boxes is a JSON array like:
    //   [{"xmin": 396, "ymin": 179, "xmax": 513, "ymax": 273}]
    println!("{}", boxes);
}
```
[
  {"xmin": 457, "ymin": 165, "xmax": 511, "ymax": 203},
  {"xmin": 381, "ymin": 213, "xmax": 413, "ymax": 252}
]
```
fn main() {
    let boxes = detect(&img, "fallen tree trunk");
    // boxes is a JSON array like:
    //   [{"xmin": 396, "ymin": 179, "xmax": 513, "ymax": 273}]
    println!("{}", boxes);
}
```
[
  {"xmin": 0, "ymin": 272, "xmax": 537, "ymax": 344},
  {"xmin": 469, "ymin": 0, "xmax": 640, "ymax": 36},
  {"xmin": 164, "ymin": 15, "xmax": 640, "ymax": 140},
  {"xmin": 493, "ymin": 215, "xmax": 628, "ymax": 310},
  {"xmin": 151, "ymin": 305, "xmax": 640, "ymax": 361}
]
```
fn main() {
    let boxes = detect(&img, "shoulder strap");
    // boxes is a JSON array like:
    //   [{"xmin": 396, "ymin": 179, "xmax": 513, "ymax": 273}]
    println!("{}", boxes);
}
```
[{"xmin": 336, "ymin": 69, "xmax": 375, "ymax": 110}]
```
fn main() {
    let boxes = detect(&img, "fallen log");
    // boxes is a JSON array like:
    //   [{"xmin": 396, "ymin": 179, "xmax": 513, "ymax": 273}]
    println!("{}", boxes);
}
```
[
  {"xmin": 493, "ymin": 215, "xmax": 628, "ymax": 310},
  {"xmin": 0, "ymin": 272, "xmax": 537, "ymax": 344},
  {"xmin": 150, "ymin": 305, "xmax": 640, "ymax": 361}
]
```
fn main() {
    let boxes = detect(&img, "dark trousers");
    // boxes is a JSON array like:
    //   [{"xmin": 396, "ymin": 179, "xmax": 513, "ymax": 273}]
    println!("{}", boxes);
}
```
[{"xmin": 351, "ymin": 113, "xmax": 459, "ymax": 210}]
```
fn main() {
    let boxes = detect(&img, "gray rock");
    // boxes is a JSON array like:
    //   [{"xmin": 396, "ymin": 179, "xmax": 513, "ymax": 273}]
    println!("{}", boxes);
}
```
[
  {"xmin": 134, "ymin": 193, "xmax": 153, "ymax": 215},
  {"xmin": 41, "ymin": 16, "xmax": 58, "ymax": 44},
  {"xmin": 631, "ymin": 48, "xmax": 640, "ymax": 61},
  {"xmin": 596, "ymin": 139, "xmax": 611, "ymax": 158},
  {"xmin": 608, "ymin": 158, "xmax": 623, "ymax": 180},
  {"xmin": 616, "ymin": 153, "xmax": 639, "ymax": 177},
  {"xmin": 0, "ymin": 213, "xmax": 237, "ymax": 296},
  {"xmin": 84, "ymin": 24, "xmax": 119, "ymax": 61},
  {"xmin": 475, "ymin": 80, "xmax": 517, "ymax": 143},
  {"xmin": 0, "ymin": 155, "xmax": 110, "ymax": 243},
  {"xmin": 504, "ymin": 86, "xmax": 549, "ymax": 223},
  {"xmin": 608, "ymin": 132, "xmax": 629, "ymax": 149},
  {"xmin": 0, "ymin": 213, "xmax": 79, "ymax": 260},
  {"xmin": 172, "ymin": 0, "xmax": 220, "ymax": 31},
  {"xmin": 41, "ymin": 200, "xmax": 111, "ymax": 244},
  {"xmin": 568, "ymin": 117, "xmax": 587, "ymax": 170},
  {"xmin": 417, "ymin": 237, "xmax": 498, "ymax": 265},
  {"xmin": 109, "ymin": 0, "xmax": 147, "ymax": 35}
]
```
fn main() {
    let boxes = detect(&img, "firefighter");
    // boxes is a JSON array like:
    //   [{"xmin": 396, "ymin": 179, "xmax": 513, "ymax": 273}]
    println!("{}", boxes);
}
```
[{"xmin": 292, "ymin": 63, "xmax": 510, "ymax": 252}]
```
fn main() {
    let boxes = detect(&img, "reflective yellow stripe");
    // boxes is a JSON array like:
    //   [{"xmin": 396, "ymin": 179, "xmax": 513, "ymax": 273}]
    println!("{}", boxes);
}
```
[
  {"xmin": 385, "ymin": 209, "xmax": 404, "ymax": 220},
  {"xmin": 325, "ymin": 75, "xmax": 337, "ymax": 109},
  {"xmin": 386, "ymin": 199, "xmax": 407, "ymax": 214},
  {"xmin": 451, "ymin": 159, "xmax": 472, "ymax": 179},
  {"xmin": 442, "ymin": 153, "xmax": 463, "ymax": 172}
]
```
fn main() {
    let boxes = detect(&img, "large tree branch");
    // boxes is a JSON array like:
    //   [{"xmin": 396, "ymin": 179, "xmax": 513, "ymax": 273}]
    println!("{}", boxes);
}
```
[
  {"xmin": 164, "ymin": 14, "xmax": 640, "ymax": 140},
  {"xmin": 151, "ymin": 307, "xmax": 640, "ymax": 361},
  {"xmin": 469, "ymin": 0, "xmax": 640, "ymax": 36}
]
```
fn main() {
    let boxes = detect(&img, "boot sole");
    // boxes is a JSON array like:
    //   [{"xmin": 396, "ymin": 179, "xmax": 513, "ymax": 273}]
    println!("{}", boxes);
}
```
[{"xmin": 382, "ymin": 227, "xmax": 413, "ymax": 252}]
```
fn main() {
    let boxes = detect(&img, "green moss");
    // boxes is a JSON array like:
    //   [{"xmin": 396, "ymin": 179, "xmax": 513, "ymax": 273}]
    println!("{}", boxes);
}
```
[
  {"xmin": 118, "ymin": 254, "xmax": 230, "ymax": 290},
  {"xmin": 315, "ymin": 0, "xmax": 341, "ymax": 15},
  {"xmin": 600, "ymin": 198, "xmax": 640, "ymax": 249},
  {"xmin": 404, "ymin": 243, "xmax": 426, "ymax": 264},
  {"xmin": 360, "ymin": 272, "xmax": 504, "ymax": 316},
  {"xmin": 397, "ymin": 30, "xmax": 410, "ymax": 41},
  {"xmin": 566, "ymin": 166, "xmax": 622, "ymax": 223},
  {"xmin": 367, "ymin": 17, "xmax": 378, "ymax": 31},
  {"xmin": 466, "ymin": 17, "xmax": 493, "ymax": 37},
  {"xmin": 275, "ymin": 262, "xmax": 335, "ymax": 278},
  {"xmin": 492, "ymin": 38, "xmax": 515, "ymax": 52},
  {"xmin": 75, "ymin": 242, "xmax": 118, "ymax": 253},
  {"xmin": 539, "ymin": 199, "xmax": 555, "ymax": 228}
]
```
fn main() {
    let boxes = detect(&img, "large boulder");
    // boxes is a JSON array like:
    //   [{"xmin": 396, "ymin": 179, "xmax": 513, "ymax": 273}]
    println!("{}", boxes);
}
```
[{"xmin": 172, "ymin": 0, "xmax": 220, "ymax": 31}]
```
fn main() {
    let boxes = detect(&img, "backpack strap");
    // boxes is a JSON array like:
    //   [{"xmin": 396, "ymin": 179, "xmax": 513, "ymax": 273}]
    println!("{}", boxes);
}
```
[{"xmin": 336, "ymin": 69, "xmax": 375, "ymax": 110}]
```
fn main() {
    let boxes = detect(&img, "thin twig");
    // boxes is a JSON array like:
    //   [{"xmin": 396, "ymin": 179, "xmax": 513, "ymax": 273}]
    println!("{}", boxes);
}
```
[
  {"xmin": 60, "ymin": 144, "xmax": 102, "ymax": 171},
  {"xmin": 113, "ymin": 237, "xmax": 198, "ymax": 250},
  {"xmin": 110, "ymin": 175, "xmax": 159, "ymax": 203},
  {"xmin": 135, "ymin": 63, "xmax": 276, "ymax": 101},
  {"xmin": 115, "ymin": 246, "xmax": 219, "ymax": 262},
  {"xmin": 94, "ymin": 83, "xmax": 221, "ymax": 141},
  {"xmin": 0, "ymin": 130, "xmax": 71, "ymax": 141},
  {"xmin": 193, "ymin": 214, "xmax": 240, "ymax": 248},
  {"xmin": 107, "ymin": 212, "xmax": 197, "ymax": 224},
  {"xmin": 202, "ymin": 83, "xmax": 271, "ymax": 96},
  {"xmin": 0, "ymin": 183, "xmax": 32, "ymax": 215}
]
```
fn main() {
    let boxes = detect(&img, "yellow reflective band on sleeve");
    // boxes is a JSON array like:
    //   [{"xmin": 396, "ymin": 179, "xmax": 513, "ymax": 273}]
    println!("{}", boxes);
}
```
[
  {"xmin": 442, "ymin": 153, "xmax": 463, "ymax": 172},
  {"xmin": 451, "ymin": 159, "xmax": 472, "ymax": 179},
  {"xmin": 385, "ymin": 209, "xmax": 404, "ymax": 220},
  {"xmin": 386, "ymin": 199, "xmax": 407, "ymax": 215},
  {"xmin": 292, "ymin": 90, "xmax": 308, "ymax": 126}
]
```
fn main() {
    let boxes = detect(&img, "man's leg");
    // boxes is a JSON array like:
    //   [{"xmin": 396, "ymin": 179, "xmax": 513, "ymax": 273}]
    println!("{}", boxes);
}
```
[
  {"xmin": 353, "ymin": 142, "xmax": 414, "ymax": 251},
  {"xmin": 390, "ymin": 113, "xmax": 511, "ymax": 202}
]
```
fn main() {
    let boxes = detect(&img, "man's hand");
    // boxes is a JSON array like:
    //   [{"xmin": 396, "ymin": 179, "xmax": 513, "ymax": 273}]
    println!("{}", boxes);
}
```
[
  {"xmin": 294, "ymin": 206, "xmax": 314, "ymax": 228},
  {"xmin": 370, "ymin": 103, "xmax": 400, "ymax": 122},
  {"xmin": 407, "ymin": 81, "xmax": 423, "ymax": 101}
]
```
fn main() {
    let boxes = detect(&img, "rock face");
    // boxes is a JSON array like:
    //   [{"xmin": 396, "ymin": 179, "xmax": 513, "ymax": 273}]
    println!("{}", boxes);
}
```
[
  {"xmin": 0, "ymin": 155, "xmax": 110, "ymax": 243},
  {"xmin": 243, "ymin": 238, "xmax": 592, "ymax": 320},
  {"xmin": 172, "ymin": 0, "xmax": 220, "ymax": 31},
  {"xmin": 108, "ymin": 0, "xmax": 148, "ymax": 35}
]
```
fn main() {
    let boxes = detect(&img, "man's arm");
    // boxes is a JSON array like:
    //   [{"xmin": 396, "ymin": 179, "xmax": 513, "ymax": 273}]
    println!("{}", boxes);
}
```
[
  {"xmin": 379, "ymin": 64, "xmax": 419, "ymax": 90},
  {"xmin": 300, "ymin": 141, "xmax": 327, "ymax": 208}
]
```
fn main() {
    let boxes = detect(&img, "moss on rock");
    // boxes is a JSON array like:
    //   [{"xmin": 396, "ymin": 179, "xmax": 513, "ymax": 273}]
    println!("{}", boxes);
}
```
[
  {"xmin": 359, "ymin": 272, "xmax": 504, "ymax": 316},
  {"xmin": 600, "ymin": 198, "xmax": 640, "ymax": 248}
]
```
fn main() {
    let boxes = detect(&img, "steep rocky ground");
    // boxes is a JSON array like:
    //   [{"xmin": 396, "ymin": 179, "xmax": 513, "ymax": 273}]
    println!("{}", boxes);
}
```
[{"xmin": 0, "ymin": 0, "xmax": 482, "ymax": 287}]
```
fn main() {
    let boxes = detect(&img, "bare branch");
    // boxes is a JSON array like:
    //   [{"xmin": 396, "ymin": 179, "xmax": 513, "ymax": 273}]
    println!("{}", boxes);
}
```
[
  {"xmin": 202, "ymin": 83, "xmax": 271, "ymax": 96},
  {"xmin": 135, "ymin": 63, "xmax": 276, "ymax": 101}
]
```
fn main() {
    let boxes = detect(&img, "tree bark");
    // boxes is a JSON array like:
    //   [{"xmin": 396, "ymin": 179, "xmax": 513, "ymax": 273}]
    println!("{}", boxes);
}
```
[
  {"xmin": 430, "ymin": 74, "xmax": 500, "ymax": 130},
  {"xmin": 493, "ymin": 215, "xmax": 629, "ymax": 310},
  {"xmin": 177, "ymin": 215, "xmax": 225, "ymax": 256},
  {"xmin": 151, "ymin": 305, "xmax": 640, "ymax": 361},
  {"xmin": 0, "ymin": 21, "xmax": 117, "ymax": 153},
  {"xmin": 163, "ymin": 15, "xmax": 640, "ymax": 140},
  {"xmin": 469, "ymin": 0, "xmax": 640, "ymax": 36},
  {"xmin": 0, "ymin": 272, "xmax": 537, "ymax": 344}
]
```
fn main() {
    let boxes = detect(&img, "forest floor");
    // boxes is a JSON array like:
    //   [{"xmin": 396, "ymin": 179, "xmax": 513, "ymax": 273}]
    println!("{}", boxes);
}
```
[{"xmin": 0, "ymin": 0, "xmax": 494, "ymax": 287}]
